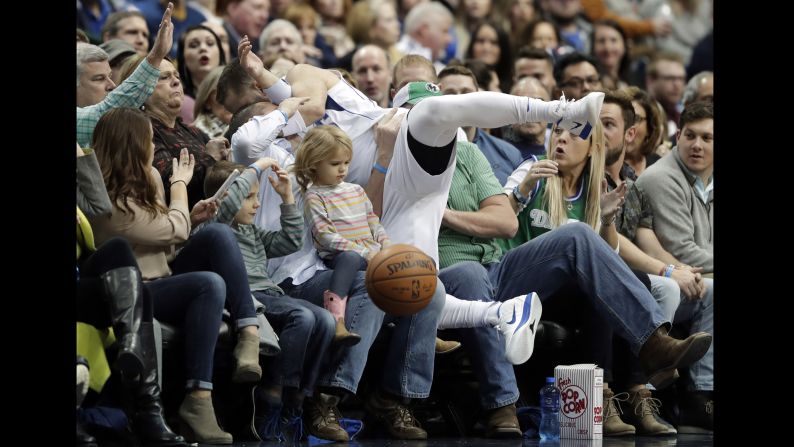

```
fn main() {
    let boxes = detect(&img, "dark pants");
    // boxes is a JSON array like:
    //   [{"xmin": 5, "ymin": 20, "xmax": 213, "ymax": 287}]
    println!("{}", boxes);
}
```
[
  {"xmin": 253, "ymin": 290, "xmax": 335, "ymax": 395},
  {"xmin": 325, "ymin": 251, "xmax": 368, "ymax": 297}
]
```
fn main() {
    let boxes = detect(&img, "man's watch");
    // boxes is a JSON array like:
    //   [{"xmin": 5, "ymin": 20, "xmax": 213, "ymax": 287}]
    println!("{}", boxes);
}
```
[{"xmin": 512, "ymin": 184, "xmax": 530, "ymax": 205}]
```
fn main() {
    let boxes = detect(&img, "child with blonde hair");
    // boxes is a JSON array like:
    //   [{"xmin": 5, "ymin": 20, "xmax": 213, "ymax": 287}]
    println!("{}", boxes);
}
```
[{"xmin": 292, "ymin": 125, "xmax": 389, "ymax": 345}]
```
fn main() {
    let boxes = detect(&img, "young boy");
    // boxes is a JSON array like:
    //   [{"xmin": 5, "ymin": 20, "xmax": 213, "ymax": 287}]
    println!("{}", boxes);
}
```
[{"xmin": 204, "ymin": 159, "xmax": 335, "ymax": 442}]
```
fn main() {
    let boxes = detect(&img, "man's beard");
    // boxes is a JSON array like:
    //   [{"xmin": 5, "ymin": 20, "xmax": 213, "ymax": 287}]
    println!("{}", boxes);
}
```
[{"xmin": 604, "ymin": 142, "xmax": 625, "ymax": 166}]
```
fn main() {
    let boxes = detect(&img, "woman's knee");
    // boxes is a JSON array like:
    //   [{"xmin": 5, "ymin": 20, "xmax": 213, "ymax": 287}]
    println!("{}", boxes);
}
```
[{"xmin": 196, "ymin": 272, "xmax": 227, "ymax": 310}]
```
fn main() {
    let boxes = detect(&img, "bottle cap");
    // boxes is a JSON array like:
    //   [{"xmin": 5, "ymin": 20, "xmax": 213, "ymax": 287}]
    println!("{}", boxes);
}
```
[{"xmin": 546, "ymin": 377, "xmax": 556, "ymax": 383}]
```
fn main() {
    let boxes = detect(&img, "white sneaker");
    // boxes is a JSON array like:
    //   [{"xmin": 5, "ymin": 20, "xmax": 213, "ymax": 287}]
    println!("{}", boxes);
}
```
[
  {"xmin": 497, "ymin": 292, "xmax": 542, "ymax": 365},
  {"xmin": 552, "ymin": 92, "xmax": 605, "ymax": 139}
]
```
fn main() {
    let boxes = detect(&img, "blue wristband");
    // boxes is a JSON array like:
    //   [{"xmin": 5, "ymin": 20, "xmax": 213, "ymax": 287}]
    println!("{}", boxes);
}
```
[
  {"xmin": 248, "ymin": 164, "xmax": 262, "ymax": 177},
  {"xmin": 373, "ymin": 162, "xmax": 388, "ymax": 174}
]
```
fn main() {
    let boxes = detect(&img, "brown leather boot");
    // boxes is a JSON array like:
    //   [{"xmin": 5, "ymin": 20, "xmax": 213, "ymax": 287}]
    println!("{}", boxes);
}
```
[
  {"xmin": 303, "ymin": 392, "xmax": 349, "ymax": 442},
  {"xmin": 365, "ymin": 389, "xmax": 427, "ymax": 440},
  {"xmin": 435, "ymin": 337, "xmax": 462, "ymax": 354},
  {"xmin": 178, "ymin": 394, "xmax": 233, "ymax": 444},
  {"xmin": 324, "ymin": 290, "xmax": 362, "ymax": 346},
  {"xmin": 623, "ymin": 389, "xmax": 677, "ymax": 435},
  {"xmin": 232, "ymin": 329, "xmax": 263, "ymax": 383},
  {"xmin": 485, "ymin": 403, "xmax": 522, "ymax": 438},
  {"xmin": 638, "ymin": 327, "xmax": 712, "ymax": 389},
  {"xmin": 602, "ymin": 387, "xmax": 636, "ymax": 436}
]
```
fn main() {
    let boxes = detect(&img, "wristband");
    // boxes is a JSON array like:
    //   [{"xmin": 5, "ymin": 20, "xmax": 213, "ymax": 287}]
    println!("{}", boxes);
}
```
[
  {"xmin": 248, "ymin": 164, "xmax": 263, "ymax": 177},
  {"xmin": 170, "ymin": 180, "xmax": 187, "ymax": 188},
  {"xmin": 373, "ymin": 162, "xmax": 388, "ymax": 174},
  {"xmin": 264, "ymin": 78, "xmax": 292, "ymax": 104}
]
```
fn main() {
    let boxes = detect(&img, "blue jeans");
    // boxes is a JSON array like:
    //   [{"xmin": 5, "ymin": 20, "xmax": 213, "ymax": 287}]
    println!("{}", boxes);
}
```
[
  {"xmin": 146, "ymin": 272, "xmax": 225, "ymax": 390},
  {"xmin": 253, "ymin": 290, "xmax": 335, "ymax": 395},
  {"xmin": 673, "ymin": 277, "xmax": 713, "ymax": 391},
  {"xmin": 172, "ymin": 223, "xmax": 259, "ymax": 331},
  {"xmin": 282, "ymin": 270, "xmax": 445, "ymax": 398},
  {"xmin": 486, "ymin": 223, "xmax": 668, "ymax": 355},
  {"xmin": 437, "ymin": 261, "xmax": 519, "ymax": 410}
]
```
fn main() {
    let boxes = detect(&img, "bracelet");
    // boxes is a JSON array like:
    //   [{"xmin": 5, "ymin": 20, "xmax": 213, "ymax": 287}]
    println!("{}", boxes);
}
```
[
  {"xmin": 248, "ymin": 164, "xmax": 263, "ymax": 177},
  {"xmin": 601, "ymin": 214, "xmax": 616, "ymax": 226},
  {"xmin": 170, "ymin": 180, "xmax": 187, "ymax": 188},
  {"xmin": 660, "ymin": 264, "xmax": 675, "ymax": 278},
  {"xmin": 373, "ymin": 162, "xmax": 388, "ymax": 174},
  {"xmin": 512, "ymin": 185, "xmax": 529, "ymax": 205}
]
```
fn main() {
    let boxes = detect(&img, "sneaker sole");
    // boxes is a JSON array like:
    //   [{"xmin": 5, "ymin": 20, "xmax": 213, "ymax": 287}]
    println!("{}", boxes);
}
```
[{"xmin": 505, "ymin": 292, "xmax": 543, "ymax": 365}]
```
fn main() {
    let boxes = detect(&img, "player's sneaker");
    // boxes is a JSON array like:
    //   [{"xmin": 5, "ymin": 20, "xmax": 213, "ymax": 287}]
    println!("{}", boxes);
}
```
[
  {"xmin": 497, "ymin": 292, "xmax": 542, "ymax": 365},
  {"xmin": 552, "ymin": 91, "xmax": 605, "ymax": 139}
]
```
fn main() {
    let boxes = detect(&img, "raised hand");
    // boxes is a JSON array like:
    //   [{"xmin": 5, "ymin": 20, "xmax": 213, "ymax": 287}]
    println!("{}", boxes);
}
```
[
  {"xmin": 267, "ymin": 166, "xmax": 294, "ymax": 203},
  {"xmin": 278, "ymin": 96, "xmax": 311, "ymax": 118},
  {"xmin": 238, "ymin": 35, "xmax": 264, "ymax": 78},
  {"xmin": 170, "ymin": 148, "xmax": 195, "ymax": 185},
  {"xmin": 520, "ymin": 159, "xmax": 558, "ymax": 195},
  {"xmin": 374, "ymin": 108, "xmax": 401, "ymax": 166},
  {"xmin": 600, "ymin": 179, "xmax": 626, "ymax": 226},
  {"xmin": 147, "ymin": 2, "xmax": 174, "ymax": 65},
  {"xmin": 252, "ymin": 157, "xmax": 279, "ymax": 174}
]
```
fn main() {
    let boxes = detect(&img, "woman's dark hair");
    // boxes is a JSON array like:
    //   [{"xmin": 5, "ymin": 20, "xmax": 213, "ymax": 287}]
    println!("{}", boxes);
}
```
[
  {"xmin": 465, "ymin": 20, "xmax": 513, "ymax": 93},
  {"xmin": 591, "ymin": 19, "xmax": 630, "ymax": 84},
  {"xmin": 177, "ymin": 25, "xmax": 227, "ymax": 98}
]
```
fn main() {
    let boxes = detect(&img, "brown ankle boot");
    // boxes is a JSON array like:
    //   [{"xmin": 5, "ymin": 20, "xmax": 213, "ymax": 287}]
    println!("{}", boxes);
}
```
[
  {"xmin": 485, "ymin": 403, "xmax": 522, "ymax": 438},
  {"xmin": 364, "ymin": 389, "xmax": 427, "ymax": 440},
  {"xmin": 324, "ymin": 291, "xmax": 361, "ymax": 346},
  {"xmin": 304, "ymin": 392, "xmax": 349, "ymax": 441},
  {"xmin": 178, "ymin": 394, "xmax": 233, "ymax": 444},
  {"xmin": 602, "ymin": 387, "xmax": 636, "ymax": 436},
  {"xmin": 232, "ymin": 329, "xmax": 262, "ymax": 383},
  {"xmin": 638, "ymin": 327, "xmax": 712, "ymax": 389},
  {"xmin": 623, "ymin": 389, "xmax": 676, "ymax": 436},
  {"xmin": 434, "ymin": 337, "xmax": 462, "ymax": 354}
]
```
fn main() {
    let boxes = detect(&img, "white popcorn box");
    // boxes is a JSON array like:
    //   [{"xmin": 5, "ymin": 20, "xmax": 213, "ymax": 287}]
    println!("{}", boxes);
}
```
[{"xmin": 554, "ymin": 364, "xmax": 604, "ymax": 439}]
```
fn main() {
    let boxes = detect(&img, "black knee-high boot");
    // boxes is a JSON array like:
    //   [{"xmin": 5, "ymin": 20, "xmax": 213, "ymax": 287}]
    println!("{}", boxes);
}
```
[
  {"xmin": 132, "ymin": 321, "xmax": 186, "ymax": 446},
  {"xmin": 100, "ymin": 267, "xmax": 145, "ymax": 379}
]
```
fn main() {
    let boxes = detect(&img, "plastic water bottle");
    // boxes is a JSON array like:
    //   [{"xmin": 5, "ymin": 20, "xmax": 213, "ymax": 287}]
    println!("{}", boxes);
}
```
[{"xmin": 539, "ymin": 377, "xmax": 561, "ymax": 441}]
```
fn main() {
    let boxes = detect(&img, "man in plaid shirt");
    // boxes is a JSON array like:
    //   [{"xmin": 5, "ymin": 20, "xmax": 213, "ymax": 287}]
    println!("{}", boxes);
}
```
[{"xmin": 77, "ymin": 3, "xmax": 174, "ymax": 147}]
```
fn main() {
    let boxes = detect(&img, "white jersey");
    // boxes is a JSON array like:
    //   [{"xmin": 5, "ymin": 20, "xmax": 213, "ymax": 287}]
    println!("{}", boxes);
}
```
[
  {"xmin": 262, "ymin": 76, "xmax": 460, "ymax": 283},
  {"xmin": 318, "ymin": 75, "xmax": 388, "ymax": 186},
  {"xmin": 380, "ymin": 111, "xmax": 456, "ymax": 267}
]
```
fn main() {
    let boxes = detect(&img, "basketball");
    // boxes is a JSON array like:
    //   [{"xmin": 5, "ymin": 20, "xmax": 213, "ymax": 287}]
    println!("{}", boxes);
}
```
[{"xmin": 365, "ymin": 244, "xmax": 438, "ymax": 316}]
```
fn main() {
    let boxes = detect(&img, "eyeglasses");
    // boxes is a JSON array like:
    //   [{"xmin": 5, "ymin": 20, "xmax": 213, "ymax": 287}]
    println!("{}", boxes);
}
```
[
  {"xmin": 634, "ymin": 114, "xmax": 647, "ymax": 123},
  {"xmin": 560, "ymin": 75, "xmax": 601, "ymax": 89}
]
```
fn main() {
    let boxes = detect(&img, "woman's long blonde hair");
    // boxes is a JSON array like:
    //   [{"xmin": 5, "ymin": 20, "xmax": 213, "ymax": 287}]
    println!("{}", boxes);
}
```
[
  {"xmin": 542, "ymin": 121, "xmax": 605, "ymax": 230},
  {"xmin": 291, "ymin": 125, "xmax": 354, "ymax": 192}
]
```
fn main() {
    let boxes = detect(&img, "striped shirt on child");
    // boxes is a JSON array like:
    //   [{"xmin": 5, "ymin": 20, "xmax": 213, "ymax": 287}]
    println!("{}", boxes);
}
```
[{"xmin": 305, "ymin": 182, "xmax": 389, "ymax": 261}]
